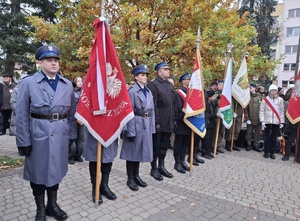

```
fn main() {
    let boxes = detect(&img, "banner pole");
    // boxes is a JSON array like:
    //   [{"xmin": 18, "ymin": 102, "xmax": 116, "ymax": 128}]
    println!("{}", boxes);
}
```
[
  {"xmin": 230, "ymin": 103, "xmax": 237, "ymax": 150},
  {"xmin": 101, "ymin": 0, "xmax": 105, "ymax": 18},
  {"xmin": 213, "ymin": 118, "xmax": 221, "ymax": 157},
  {"xmin": 95, "ymin": 142, "xmax": 102, "ymax": 207},
  {"xmin": 189, "ymin": 131, "xmax": 194, "ymax": 176}
]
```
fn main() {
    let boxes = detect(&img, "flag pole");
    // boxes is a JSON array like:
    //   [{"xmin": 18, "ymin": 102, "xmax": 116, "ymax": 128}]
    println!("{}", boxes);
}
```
[
  {"xmin": 94, "ymin": 0, "xmax": 106, "ymax": 207},
  {"xmin": 294, "ymin": 123, "xmax": 300, "ymax": 163},
  {"xmin": 213, "ymin": 118, "xmax": 221, "ymax": 157},
  {"xmin": 230, "ymin": 102, "xmax": 237, "ymax": 150}
]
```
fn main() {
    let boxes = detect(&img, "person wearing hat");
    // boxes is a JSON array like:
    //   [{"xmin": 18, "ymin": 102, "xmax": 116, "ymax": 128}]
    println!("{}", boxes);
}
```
[
  {"xmin": 259, "ymin": 84, "xmax": 285, "ymax": 159},
  {"xmin": 244, "ymin": 83, "xmax": 263, "ymax": 152},
  {"xmin": 210, "ymin": 81, "xmax": 218, "ymax": 92},
  {"xmin": 0, "ymin": 72, "xmax": 16, "ymax": 135},
  {"xmin": 173, "ymin": 72, "xmax": 192, "ymax": 173},
  {"xmin": 120, "ymin": 64, "xmax": 155, "ymax": 191},
  {"xmin": 147, "ymin": 61, "xmax": 176, "ymax": 180},
  {"xmin": 16, "ymin": 45, "xmax": 77, "ymax": 221}
]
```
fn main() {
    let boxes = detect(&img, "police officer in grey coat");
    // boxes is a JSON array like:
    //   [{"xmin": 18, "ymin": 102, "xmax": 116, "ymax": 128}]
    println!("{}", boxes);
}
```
[
  {"xmin": 120, "ymin": 64, "xmax": 155, "ymax": 191},
  {"xmin": 84, "ymin": 130, "xmax": 118, "ymax": 204},
  {"xmin": 16, "ymin": 45, "xmax": 77, "ymax": 221},
  {"xmin": 147, "ymin": 61, "xmax": 176, "ymax": 180}
]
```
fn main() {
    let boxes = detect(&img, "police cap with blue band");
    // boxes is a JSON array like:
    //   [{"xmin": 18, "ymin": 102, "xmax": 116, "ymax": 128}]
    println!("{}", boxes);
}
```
[
  {"xmin": 35, "ymin": 45, "xmax": 60, "ymax": 60},
  {"xmin": 179, "ymin": 72, "xmax": 191, "ymax": 82},
  {"xmin": 132, "ymin": 64, "xmax": 149, "ymax": 76},
  {"xmin": 154, "ymin": 61, "xmax": 170, "ymax": 71}
]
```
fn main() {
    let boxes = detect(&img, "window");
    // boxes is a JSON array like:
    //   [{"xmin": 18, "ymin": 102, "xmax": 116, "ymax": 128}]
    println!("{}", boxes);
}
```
[
  {"xmin": 285, "ymin": 45, "xmax": 298, "ymax": 53},
  {"xmin": 287, "ymin": 27, "xmax": 300, "ymax": 36},
  {"xmin": 288, "ymin": 8, "xmax": 300, "ymax": 18},
  {"xmin": 283, "ymin": 63, "xmax": 296, "ymax": 71},
  {"xmin": 282, "ymin": 81, "xmax": 294, "ymax": 87},
  {"xmin": 270, "ymin": 49, "xmax": 276, "ymax": 60},
  {"xmin": 273, "ymin": 16, "xmax": 279, "ymax": 27}
]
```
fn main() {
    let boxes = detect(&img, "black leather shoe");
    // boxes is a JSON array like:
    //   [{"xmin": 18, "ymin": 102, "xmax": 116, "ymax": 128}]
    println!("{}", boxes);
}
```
[
  {"xmin": 150, "ymin": 169, "xmax": 163, "ymax": 181},
  {"xmin": 46, "ymin": 205, "xmax": 68, "ymax": 221},
  {"xmin": 225, "ymin": 147, "xmax": 231, "ymax": 152},
  {"xmin": 253, "ymin": 146, "xmax": 263, "ymax": 152},
  {"xmin": 92, "ymin": 189, "xmax": 103, "ymax": 205},
  {"xmin": 270, "ymin": 154, "xmax": 275, "ymax": 159},
  {"xmin": 217, "ymin": 148, "xmax": 224, "ymax": 154},
  {"xmin": 158, "ymin": 167, "xmax": 173, "ymax": 178},
  {"xmin": 68, "ymin": 158, "xmax": 75, "ymax": 164},
  {"xmin": 263, "ymin": 153, "xmax": 269, "ymax": 158},
  {"xmin": 174, "ymin": 163, "xmax": 186, "ymax": 174},
  {"xmin": 189, "ymin": 158, "xmax": 199, "ymax": 166},
  {"xmin": 127, "ymin": 178, "xmax": 138, "ymax": 191},
  {"xmin": 233, "ymin": 146, "xmax": 241, "ymax": 151},
  {"xmin": 246, "ymin": 145, "xmax": 252, "ymax": 151},
  {"xmin": 282, "ymin": 155, "xmax": 289, "ymax": 161},
  {"xmin": 202, "ymin": 154, "xmax": 212, "ymax": 160},
  {"xmin": 194, "ymin": 154, "xmax": 202, "ymax": 163},
  {"xmin": 100, "ymin": 186, "xmax": 117, "ymax": 200},
  {"xmin": 134, "ymin": 176, "xmax": 147, "ymax": 187},
  {"xmin": 75, "ymin": 157, "xmax": 84, "ymax": 162},
  {"xmin": 181, "ymin": 162, "xmax": 190, "ymax": 171}
]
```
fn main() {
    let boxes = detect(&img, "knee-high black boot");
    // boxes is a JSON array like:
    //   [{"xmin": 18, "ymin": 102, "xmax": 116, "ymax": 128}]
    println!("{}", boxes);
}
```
[
  {"xmin": 133, "ymin": 162, "xmax": 147, "ymax": 187},
  {"xmin": 89, "ymin": 162, "xmax": 103, "ymax": 205},
  {"xmin": 126, "ymin": 161, "xmax": 138, "ymax": 191},
  {"xmin": 34, "ymin": 194, "xmax": 46, "ymax": 221},
  {"xmin": 100, "ymin": 172, "xmax": 117, "ymax": 200},
  {"xmin": 45, "ymin": 189, "xmax": 67, "ymax": 221},
  {"xmin": 158, "ymin": 158, "xmax": 173, "ymax": 178},
  {"xmin": 150, "ymin": 160, "xmax": 163, "ymax": 181}
]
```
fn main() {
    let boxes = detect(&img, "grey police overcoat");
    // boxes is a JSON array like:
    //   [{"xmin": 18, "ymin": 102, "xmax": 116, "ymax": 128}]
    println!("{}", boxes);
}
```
[
  {"xmin": 84, "ymin": 129, "xmax": 118, "ymax": 163},
  {"xmin": 120, "ymin": 83, "xmax": 155, "ymax": 162},
  {"xmin": 16, "ymin": 71, "xmax": 77, "ymax": 187}
]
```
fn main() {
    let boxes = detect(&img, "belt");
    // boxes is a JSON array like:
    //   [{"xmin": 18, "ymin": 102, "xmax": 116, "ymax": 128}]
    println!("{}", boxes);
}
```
[
  {"xmin": 134, "ymin": 111, "xmax": 150, "ymax": 118},
  {"xmin": 31, "ymin": 113, "xmax": 68, "ymax": 121}
]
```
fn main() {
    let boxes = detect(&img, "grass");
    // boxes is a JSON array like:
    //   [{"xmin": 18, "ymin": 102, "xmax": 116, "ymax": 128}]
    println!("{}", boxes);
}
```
[{"xmin": 0, "ymin": 156, "xmax": 24, "ymax": 171}]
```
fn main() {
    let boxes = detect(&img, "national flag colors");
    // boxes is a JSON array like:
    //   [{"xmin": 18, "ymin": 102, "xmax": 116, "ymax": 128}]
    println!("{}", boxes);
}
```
[
  {"xmin": 232, "ymin": 56, "xmax": 250, "ymax": 108},
  {"xmin": 75, "ymin": 19, "xmax": 134, "ymax": 146},
  {"xmin": 183, "ymin": 49, "xmax": 206, "ymax": 138},
  {"xmin": 217, "ymin": 58, "xmax": 233, "ymax": 129},
  {"xmin": 286, "ymin": 71, "xmax": 300, "ymax": 124}
]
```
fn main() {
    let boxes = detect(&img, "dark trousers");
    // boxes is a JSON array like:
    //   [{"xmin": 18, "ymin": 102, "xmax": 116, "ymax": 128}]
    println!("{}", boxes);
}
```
[
  {"xmin": 1, "ymin": 110, "xmax": 12, "ymax": 133},
  {"xmin": 173, "ymin": 134, "xmax": 190, "ymax": 159},
  {"xmin": 246, "ymin": 124, "xmax": 261, "ymax": 147},
  {"xmin": 30, "ymin": 182, "xmax": 59, "ymax": 196},
  {"xmin": 285, "ymin": 122, "xmax": 299, "ymax": 157},
  {"xmin": 152, "ymin": 132, "xmax": 172, "ymax": 161},
  {"xmin": 264, "ymin": 124, "xmax": 280, "ymax": 155},
  {"xmin": 202, "ymin": 128, "xmax": 213, "ymax": 154},
  {"xmin": 69, "ymin": 124, "xmax": 84, "ymax": 159}
]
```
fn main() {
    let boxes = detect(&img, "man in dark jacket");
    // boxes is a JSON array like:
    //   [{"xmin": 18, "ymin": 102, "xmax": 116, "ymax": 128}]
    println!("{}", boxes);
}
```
[{"xmin": 147, "ymin": 61, "xmax": 176, "ymax": 181}]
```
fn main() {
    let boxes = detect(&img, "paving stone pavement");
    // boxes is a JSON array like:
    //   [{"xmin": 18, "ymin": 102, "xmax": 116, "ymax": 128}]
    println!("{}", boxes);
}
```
[{"xmin": 1, "ymin": 133, "xmax": 300, "ymax": 221}]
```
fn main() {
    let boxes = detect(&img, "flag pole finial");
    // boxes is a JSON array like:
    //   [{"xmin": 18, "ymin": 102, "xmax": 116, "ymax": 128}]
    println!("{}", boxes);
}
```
[{"xmin": 227, "ymin": 43, "xmax": 233, "ymax": 57}]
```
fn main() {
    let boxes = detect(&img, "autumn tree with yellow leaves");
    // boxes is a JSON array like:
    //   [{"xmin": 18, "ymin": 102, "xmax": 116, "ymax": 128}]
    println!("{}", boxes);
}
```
[{"xmin": 28, "ymin": 0, "xmax": 279, "ymax": 85}]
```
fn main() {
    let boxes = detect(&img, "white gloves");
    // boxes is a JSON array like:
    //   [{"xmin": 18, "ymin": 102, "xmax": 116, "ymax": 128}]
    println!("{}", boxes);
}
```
[
  {"xmin": 233, "ymin": 113, "xmax": 237, "ymax": 118},
  {"xmin": 246, "ymin": 120, "xmax": 251, "ymax": 125},
  {"xmin": 261, "ymin": 122, "xmax": 266, "ymax": 129},
  {"xmin": 280, "ymin": 124, "xmax": 284, "ymax": 129}
]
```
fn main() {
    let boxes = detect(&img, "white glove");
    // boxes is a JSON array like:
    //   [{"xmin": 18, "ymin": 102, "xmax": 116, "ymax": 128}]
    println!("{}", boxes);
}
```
[
  {"xmin": 246, "ymin": 120, "xmax": 251, "ymax": 125},
  {"xmin": 233, "ymin": 113, "xmax": 237, "ymax": 118},
  {"xmin": 261, "ymin": 122, "xmax": 266, "ymax": 129},
  {"xmin": 280, "ymin": 124, "xmax": 284, "ymax": 129}
]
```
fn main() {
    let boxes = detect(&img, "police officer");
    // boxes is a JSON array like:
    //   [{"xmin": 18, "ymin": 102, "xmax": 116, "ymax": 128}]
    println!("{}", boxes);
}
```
[
  {"xmin": 147, "ymin": 61, "xmax": 176, "ymax": 180},
  {"xmin": 84, "ymin": 131, "xmax": 118, "ymax": 204},
  {"xmin": 120, "ymin": 64, "xmax": 155, "ymax": 191},
  {"xmin": 173, "ymin": 72, "xmax": 192, "ymax": 173},
  {"xmin": 16, "ymin": 45, "xmax": 77, "ymax": 221}
]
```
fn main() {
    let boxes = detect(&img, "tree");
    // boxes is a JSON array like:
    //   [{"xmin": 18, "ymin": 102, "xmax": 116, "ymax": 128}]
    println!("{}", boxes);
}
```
[
  {"xmin": 0, "ymin": 0, "xmax": 59, "ymax": 76},
  {"xmin": 28, "ymin": 0, "xmax": 279, "ymax": 83}
]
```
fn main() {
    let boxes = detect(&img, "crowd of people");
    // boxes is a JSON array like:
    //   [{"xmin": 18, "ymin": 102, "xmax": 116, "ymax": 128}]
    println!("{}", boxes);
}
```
[{"xmin": 1, "ymin": 44, "xmax": 299, "ymax": 221}]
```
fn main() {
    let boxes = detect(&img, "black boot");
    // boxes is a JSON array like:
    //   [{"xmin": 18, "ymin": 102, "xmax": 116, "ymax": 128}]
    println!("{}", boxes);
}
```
[
  {"xmin": 150, "ymin": 160, "xmax": 163, "ymax": 181},
  {"xmin": 225, "ymin": 141, "xmax": 231, "ymax": 151},
  {"xmin": 100, "ymin": 173, "xmax": 117, "ymax": 200},
  {"xmin": 133, "ymin": 162, "xmax": 147, "ymax": 187},
  {"xmin": 45, "ymin": 189, "xmax": 68, "ymax": 221},
  {"xmin": 174, "ymin": 157, "xmax": 185, "ymax": 174},
  {"xmin": 34, "ymin": 194, "xmax": 46, "ymax": 221},
  {"xmin": 158, "ymin": 158, "xmax": 173, "ymax": 178},
  {"xmin": 180, "ymin": 155, "xmax": 190, "ymax": 171},
  {"xmin": 194, "ymin": 154, "xmax": 205, "ymax": 164},
  {"xmin": 232, "ymin": 140, "xmax": 241, "ymax": 151},
  {"xmin": 126, "ymin": 161, "xmax": 138, "ymax": 191},
  {"xmin": 89, "ymin": 162, "xmax": 103, "ymax": 205},
  {"xmin": 188, "ymin": 155, "xmax": 199, "ymax": 166},
  {"xmin": 282, "ymin": 155, "xmax": 289, "ymax": 161}
]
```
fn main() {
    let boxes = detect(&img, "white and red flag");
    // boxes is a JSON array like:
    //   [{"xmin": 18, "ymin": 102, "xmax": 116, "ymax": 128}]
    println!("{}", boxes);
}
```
[
  {"xmin": 286, "ymin": 71, "xmax": 300, "ymax": 124},
  {"xmin": 75, "ymin": 19, "xmax": 134, "ymax": 146},
  {"xmin": 183, "ymin": 49, "xmax": 206, "ymax": 138},
  {"xmin": 217, "ymin": 58, "xmax": 233, "ymax": 129}
]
